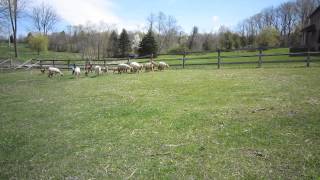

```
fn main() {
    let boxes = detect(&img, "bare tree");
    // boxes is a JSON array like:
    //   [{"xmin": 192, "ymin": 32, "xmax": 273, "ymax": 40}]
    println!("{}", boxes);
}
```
[
  {"xmin": 295, "ymin": 0, "xmax": 320, "ymax": 27},
  {"xmin": 146, "ymin": 13, "xmax": 156, "ymax": 31},
  {"xmin": 0, "ymin": 0, "xmax": 26, "ymax": 58},
  {"xmin": 278, "ymin": 2, "xmax": 298, "ymax": 46},
  {"xmin": 31, "ymin": 2, "xmax": 58, "ymax": 35}
]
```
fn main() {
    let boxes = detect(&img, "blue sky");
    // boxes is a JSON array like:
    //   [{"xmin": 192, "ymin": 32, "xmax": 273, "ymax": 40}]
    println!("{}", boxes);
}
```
[
  {"xmin": 113, "ymin": 0, "xmax": 289, "ymax": 32},
  {"xmin": 21, "ymin": 0, "xmax": 290, "ymax": 35}
]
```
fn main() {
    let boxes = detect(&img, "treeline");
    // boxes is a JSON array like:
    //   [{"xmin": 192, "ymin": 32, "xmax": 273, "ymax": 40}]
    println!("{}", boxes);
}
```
[
  {"xmin": 1, "ymin": 0, "xmax": 319, "ymax": 59},
  {"xmin": 237, "ymin": 0, "xmax": 320, "ymax": 48}
]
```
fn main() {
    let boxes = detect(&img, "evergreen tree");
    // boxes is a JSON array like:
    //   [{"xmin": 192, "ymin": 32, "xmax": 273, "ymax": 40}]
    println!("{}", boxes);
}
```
[
  {"xmin": 188, "ymin": 26, "xmax": 199, "ymax": 50},
  {"xmin": 118, "ymin": 29, "xmax": 131, "ymax": 58},
  {"xmin": 202, "ymin": 35, "xmax": 211, "ymax": 51},
  {"xmin": 138, "ymin": 30, "xmax": 158, "ymax": 57},
  {"xmin": 107, "ymin": 31, "xmax": 119, "ymax": 58}
]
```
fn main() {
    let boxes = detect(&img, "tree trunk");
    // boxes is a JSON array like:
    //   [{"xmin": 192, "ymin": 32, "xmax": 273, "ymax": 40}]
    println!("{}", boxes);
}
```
[{"xmin": 8, "ymin": 0, "xmax": 18, "ymax": 58}]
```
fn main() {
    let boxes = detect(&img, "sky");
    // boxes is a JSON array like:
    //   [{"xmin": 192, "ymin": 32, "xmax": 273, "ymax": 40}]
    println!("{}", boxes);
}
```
[{"xmin": 22, "ymin": 0, "xmax": 290, "ymax": 35}]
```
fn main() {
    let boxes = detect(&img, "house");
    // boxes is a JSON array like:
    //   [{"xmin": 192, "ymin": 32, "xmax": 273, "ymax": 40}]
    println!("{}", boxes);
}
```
[{"xmin": 301, "ymin": 6, "xmax": 320, "ymax": 51}]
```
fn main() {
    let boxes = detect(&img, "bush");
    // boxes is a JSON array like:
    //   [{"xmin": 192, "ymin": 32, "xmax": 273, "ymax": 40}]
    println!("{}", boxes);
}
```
[
  {"xmin": 256, "ymin": 27, "xmax": 280, "ymax": 48},
  {"xmin": 168, "ymin": 46, "xmax": 188, "ymax": 54},
  {"xmin": 28, "ymin": 35, "xmax": 49, "ymax": 55}
]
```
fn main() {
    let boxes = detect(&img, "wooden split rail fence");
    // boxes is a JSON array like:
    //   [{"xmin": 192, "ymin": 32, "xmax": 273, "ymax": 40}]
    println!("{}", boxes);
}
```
[{"xmin": 28, "ymin": 49, "xmax": 320, "ymax": 70}]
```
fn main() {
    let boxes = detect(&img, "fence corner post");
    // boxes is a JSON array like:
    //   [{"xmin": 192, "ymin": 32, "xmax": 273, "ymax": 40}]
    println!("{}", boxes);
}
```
[
  {"xmin": 217, "ymin": 49, "xmax": 221, "ymax": 69},
  {"xmin": 67, "ymin": 60, "xmax": 70, "ymax": 71},
  {"xmin": 182, "ymin": 51, "xmax": 186, "ymax": 69},
  {"xmin": 258, "ymin": 48, "xmax": 263, "ymax": 68},
  {"xmin": 306, "ymin": 48, "xmax": 310, "ymax": 67}
]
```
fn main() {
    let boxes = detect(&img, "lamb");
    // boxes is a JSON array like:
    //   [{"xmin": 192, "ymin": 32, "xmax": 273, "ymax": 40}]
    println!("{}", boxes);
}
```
[
  {"xmin": 94, "ymin": 65, "xmax": 102, "ymax": 75},
  {"xmin": 48, "ymin": 67, "xmax": 63, "ymax": 78},
  {"xmin": 101, "ymin": 66, "xmax": 108, "ymax": 73},
  {"xmin": 157, "ymin": 62, "xmax": 169, "ymax": 71},
  {"xmin": 129, "ymin": 62, "xmax": 143, "ymax": 73},
  {"xmin": 74, "ymin": 67, "xmax": 81, "ymax": 78},
  {"xmin": 40, "ymin": 68, "xmax": 45, "ymax": 74},
  {"xmin": 117, "ymin": 63, "xmax": 132, "ymax": 74}
]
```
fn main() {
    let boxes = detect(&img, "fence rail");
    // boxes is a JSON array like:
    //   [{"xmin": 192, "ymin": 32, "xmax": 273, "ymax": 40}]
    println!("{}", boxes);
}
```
[{"xmin": 17, "ymin": 49, "xmax": 320, "ymax": 70}]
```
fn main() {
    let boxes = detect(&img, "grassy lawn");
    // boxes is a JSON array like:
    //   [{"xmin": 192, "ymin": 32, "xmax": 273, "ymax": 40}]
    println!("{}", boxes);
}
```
[
  {"xmin": 0, "ymin": 67, "xmax": 320, "ymax": 179},
  {"xmin": 0, "ymin": 43, "xmax": 82, "ymax": 61}
]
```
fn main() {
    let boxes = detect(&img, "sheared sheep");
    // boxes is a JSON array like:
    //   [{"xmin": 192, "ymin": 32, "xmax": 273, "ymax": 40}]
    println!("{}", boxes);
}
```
[
  {"xmin": 117, "ymin": 63, "xmax": 132, "ymax": 74},
  {"xmin": 85, "ymin": 63, "xmax": 93, "ymax": 76},
  {"xmin": 144, "ymin": 62, "xmax": 154, "ymax": 72},
  {"xmin": 74, "ymin": 67, "xmax": 81, "ymax": 78},
  {"xmin": 94, "ymin": 65, "xmax": 102, "ymax": 75},
  {"xmin": 157, "ymin": 62, "xmax": 169, "ymax": 71},
  {"xmin": 129, "ymin": 62, "xmax": 143, "ymax": 73},
  {"xmin": 48, "ymin": 67, "xmax": 63, "ymax": 78}
]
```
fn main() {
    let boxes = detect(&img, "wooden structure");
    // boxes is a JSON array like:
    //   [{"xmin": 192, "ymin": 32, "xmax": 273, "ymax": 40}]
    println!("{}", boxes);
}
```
[{"xmin": 302, "ymin": 6, "xmax": 320, "ymax": 51}]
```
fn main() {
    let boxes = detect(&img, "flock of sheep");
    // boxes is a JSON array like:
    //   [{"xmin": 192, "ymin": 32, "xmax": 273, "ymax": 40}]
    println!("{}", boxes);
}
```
[{"xmin": 44, "ymin": 61, "xmax": 170, "ymax": 78}]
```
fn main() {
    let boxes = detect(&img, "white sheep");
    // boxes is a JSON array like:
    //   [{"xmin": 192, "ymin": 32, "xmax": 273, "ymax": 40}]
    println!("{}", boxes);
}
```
[
  {"xmin": 117, "ymin": 64, "xmax": 132, "ymax": 74},
  {"xmin": 48, "ymin": 67, "xmax": 63, "ymax": 78},
  {"xmin": 74, "ymin": 67, "xmax": 81, "ymax": 78},
  {"xmin": 94, "ymin": 65, "xmax": 102, "ymax": 75},
  {"xmin": 129, "ymin": 62, "xmax": 143, "ymax": 73},
  {"xmin": 157, "ymin": 62, "xmax": 169, "ymax": 71}
]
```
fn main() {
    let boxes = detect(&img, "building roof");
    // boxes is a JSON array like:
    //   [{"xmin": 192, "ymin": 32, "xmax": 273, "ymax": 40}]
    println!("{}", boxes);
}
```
[{"xmin": 309, "ymin": 5, "xmax": 320, "ymax": 18}]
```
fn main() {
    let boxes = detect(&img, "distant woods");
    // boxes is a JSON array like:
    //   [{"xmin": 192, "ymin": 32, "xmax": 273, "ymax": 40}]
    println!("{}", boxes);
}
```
[{"xmin": 0, "ymin": 0, "xmax": 319, "ymax": 59}]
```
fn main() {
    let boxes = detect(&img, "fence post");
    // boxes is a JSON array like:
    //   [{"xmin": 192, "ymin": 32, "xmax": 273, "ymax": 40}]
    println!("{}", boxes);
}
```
[
  {"xmin": 258, "ymin": 48, "xmax": 262, "ymax": 68},
  {"xmin": 217, "ymin": 49, "xmax": 221, "ymax": 69},
  {"xmin": 52, "ymin": 60, "xmax": 55, "ymax": 67},
  {"xmin": 104, "ymin": 60, "xmax": 106, "ymax": 67},
  {"xmin": 67, "ymin": 60, "xmax": 70, "ymax": 71},
  {"xmin": 39, "ymin": 60, "xmax": 42, "ymax": 68},
  {"xmin": 306, "ymin": 49, "xmax": 310, "ymax": 67},
  {"xmin": 182, "ymin": 51, "xmax": 186, "ymax": 69}
]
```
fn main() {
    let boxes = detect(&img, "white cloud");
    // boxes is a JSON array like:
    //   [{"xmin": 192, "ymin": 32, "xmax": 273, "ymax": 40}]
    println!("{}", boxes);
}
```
[
  {"xmin": 211, "ymin": 16, "xmax": 221, "ymax": 32},
  {"xmin": 212, "ymin": 16, "xmax": 219, "ymax": 23},
  {"xmin": 32, "ymin": 0, "xmax": 120, "ymax": 25}
]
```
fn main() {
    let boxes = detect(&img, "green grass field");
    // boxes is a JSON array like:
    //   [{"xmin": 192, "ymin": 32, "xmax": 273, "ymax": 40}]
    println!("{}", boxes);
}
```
[
  {"xmin": 1, "ymin": 67, "xmax": 320, "ymax": 179},
  {"xmin": 0, "ymin": 43, "xmax": 82, "ymax": 61}
]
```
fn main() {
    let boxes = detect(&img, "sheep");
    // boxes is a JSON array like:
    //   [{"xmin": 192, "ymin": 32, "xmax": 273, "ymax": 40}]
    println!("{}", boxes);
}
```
[
  {"xmin": 74, "ymin": 67, "xmax": 81, "ymax": 78},
  {"xmin": 157, "ymin": 62, "xmax": 170, "ymax": 71},
  {"xmin": 94, "ymin": 65, "xmax": 102, "ymax": 76},
  {"xmin": 71, "ymin": 64, "xmax": 76, "ymax": 75},
  {"xmin": 40, "ymin": 68, "xmax": 45, "ymax": 74},
  {"xmin": 117, "ymin": 63, "xmax": 132, "ymax": 74},
  {"xmin": 151, "ymin": 61, "xmax": 159, "ymax": 70},
  {"xmin": 48, "ymin": 67, "xmax": 63, "ymax": 78},
  {"xmin": 85, "ymin": 63, "xmax": 93, "ymax": 76},
  {"xmin": 129, "ymin": 62, "xmax": 143, "ymax": 73},
  {"xmin": 144, "ymin": 62, "xmax": 154, "ymax": 72},
  {"xmin": 101, "ymin": 66, "xmax": 108, "ymax": 74}
]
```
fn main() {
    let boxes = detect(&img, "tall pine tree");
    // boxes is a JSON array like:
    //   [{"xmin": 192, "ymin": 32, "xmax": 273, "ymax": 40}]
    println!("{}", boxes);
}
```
[
  {"xmin": 107, "ymin": 31, "xmax": 119, "ymax": 58},
  {"xmin": 118, "ymin": 29, "xmax": 131, "ymax": 58},
  {"xmin": 138, "ymin": 30, "xmax": 158, "ymax": 57}
]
